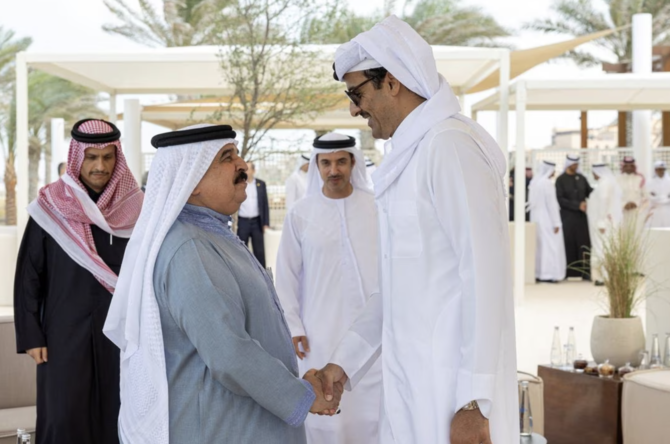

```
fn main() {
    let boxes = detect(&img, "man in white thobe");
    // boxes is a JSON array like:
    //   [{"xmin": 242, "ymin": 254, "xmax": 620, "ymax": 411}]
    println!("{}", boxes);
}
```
[
  {"xmin": 618, "ymin": 156, "xmax": 646, "ymax": 223},
  {"xmin": 276, "ymin": 133, "xmax": 381, "ymax": 444},
  {"xmin": 647, "ymin": 160, "xmax": 670, "ymax": 228},
  {"xmin": 314, "ymin": 15, "xmax": 518, "ymax": 444},
  {"xmin": 285, "ymin": 154, "xmax": 310, "ymax": 211},
  {"xmin": 365, "ymin": 157, "xmax": 376, "ymax": 190},
  {"xmin": 587, "ymin": 164, "xmax": 623, "ymax": 286},
  {"xmin": 527, "ymin": 161, "xmax": 566, "ymax": 283}
]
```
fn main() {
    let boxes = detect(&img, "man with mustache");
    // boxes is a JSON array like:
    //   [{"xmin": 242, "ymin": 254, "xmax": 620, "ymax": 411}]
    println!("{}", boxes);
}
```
[
  {"xmin": 314, "ymin": 16, "xmax": 518, "ymax": 444},
  {"xmin": 276, "ymin": 133, "xmax": 381, "ymax": 444},
  {"xmin": 103, "ymin": 124, "xmax": 342, "ymax": 444},
  {"xmin": 14, "ymin": 119, "xmax": 143, "ymax": 443}
]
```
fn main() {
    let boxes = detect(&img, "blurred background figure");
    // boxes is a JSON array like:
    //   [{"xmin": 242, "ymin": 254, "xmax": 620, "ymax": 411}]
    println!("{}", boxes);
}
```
[
  {"xmin": 587, "ymin": 164, "xmax": 622, "ymax": 286},
  {"xmin": 527, "ymin": 161, "xmax": 565, "ymax": 283},
  {"xmin": 647, "ymin": 160, "xmax": 670, "ymax": 228},
  {"xmin": 237, "ymin": 161, "xmax": 270, "ymax": 267},
  {"xmin": 285, "ymin": 154, "xmax": 310, "ymax": 211}
]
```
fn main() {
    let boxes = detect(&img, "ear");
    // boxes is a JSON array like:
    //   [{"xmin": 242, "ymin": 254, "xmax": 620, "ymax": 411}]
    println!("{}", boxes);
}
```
[{"xmin": 387, "ymin": 72, "xmax": 401, "ymax": 97}]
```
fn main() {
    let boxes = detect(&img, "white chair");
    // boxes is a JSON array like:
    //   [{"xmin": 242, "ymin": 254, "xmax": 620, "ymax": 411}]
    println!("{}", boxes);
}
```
[{"xmin": 622, "ymin": 369, "xmax": 670, "ymax": 443}]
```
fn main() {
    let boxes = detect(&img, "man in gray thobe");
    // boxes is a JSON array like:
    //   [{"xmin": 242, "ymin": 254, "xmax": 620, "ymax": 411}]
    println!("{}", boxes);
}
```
[{"xmin": 103, "ymin": 124, "xmax": 341, "ymax": 444}]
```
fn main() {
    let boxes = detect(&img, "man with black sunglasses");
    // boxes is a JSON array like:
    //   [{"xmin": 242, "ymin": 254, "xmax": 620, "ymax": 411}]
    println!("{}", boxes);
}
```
[{"xmin": 314, "ymin": 15, "xmax": 518, "ymax": 444}]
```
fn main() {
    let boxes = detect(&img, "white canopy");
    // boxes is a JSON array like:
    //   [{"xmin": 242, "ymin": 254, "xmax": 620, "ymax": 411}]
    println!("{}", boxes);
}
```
[
  {"xmin": 22, "ymin": 45, "xmax": 509, "ymax": 96},
  {"xmin": 15, "ymin": 45, "xmax": 511, "ymax": 240},
  {"xmin": 117, "ymin": 98, "xmax": 369, "ymax": 130},
  {"xmin": 471, "ymin": 74, "xmax": 670, "ymax": 112}
]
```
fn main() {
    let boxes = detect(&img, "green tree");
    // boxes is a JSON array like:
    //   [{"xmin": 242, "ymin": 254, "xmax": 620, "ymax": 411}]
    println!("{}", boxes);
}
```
[
  {"xmin": 526, "ymin": 0, "xmax": 670, "ymax": 66},
  {"xmin": 103, "ymin": 0, "xmax": 233, "ymax": 47},
  {"xmin": 301, "ymin": 0, "xmax": 511, "ymax": 46},
  {"xmin": 209, "ymin": 0, "xmax": 342, "ymax": 160},
  {"xmin": 0, "ymin": 27, "xmax": 32, "ymax": 225}
]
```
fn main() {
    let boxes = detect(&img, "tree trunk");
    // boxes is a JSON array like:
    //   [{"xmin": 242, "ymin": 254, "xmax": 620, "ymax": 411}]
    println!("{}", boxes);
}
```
[
  {"xmin": 4, "ymin": 156, "xmax": 17, "ymax": 226},
  {"xmin": 28, "ymin": 137, "xmax": 42, "ymax": 202}
]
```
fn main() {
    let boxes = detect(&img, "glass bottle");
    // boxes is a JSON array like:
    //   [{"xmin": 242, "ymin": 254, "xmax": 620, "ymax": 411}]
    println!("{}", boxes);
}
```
[
  {"xmin": 663, "ymin": 333, "xmax": 670, "ymax": 368},
  {"xmin": 551, "ymin": 326, "xmax": 562, "ymax": 368},
  {"xmin": 639, "ymin": 350, "xmax": 650, "ymax": 370},
  {"xmin": 650, "ymin": 334, "xmax": 663, "ymax": 368},
  {"xmin": 519, "ymin": 380, "xmax": 533, "ymax": 436},
  {"xmin": 566, "ymin": 327, "xmax": 576, "ymax": 369},
  {"xmin": 20, "ymin": 434, "xmax": 30, "ymax": 444},
  {"xmin": 16, "ymin": 429, "xmax": 25, "ymax": 444}
]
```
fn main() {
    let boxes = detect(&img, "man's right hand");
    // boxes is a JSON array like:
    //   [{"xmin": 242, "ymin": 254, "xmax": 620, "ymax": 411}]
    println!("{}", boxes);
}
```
[
  {"xmin": 303, "ymin": 369, "xmax": 342, "ymax": 415},
  {"xmin": 579, "ymin": 201, "xmax": 587, "ymax": 212},
  {"xmin": 315, "ymin": 363, "xmax": 349, "ymax": 402},
  {"xmin": 26, "ymin": 347, "xmax": 47, "ymax": 364},
  {"xmin": 292, "ymin": 336, "xmax": 310, "ymax": 360}
]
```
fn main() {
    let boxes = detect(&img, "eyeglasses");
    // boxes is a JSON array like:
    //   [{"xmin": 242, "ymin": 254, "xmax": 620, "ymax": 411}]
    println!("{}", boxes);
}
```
[{"xmin": 344, "ymin": 78, "xmax": 373, "ymax": 107}]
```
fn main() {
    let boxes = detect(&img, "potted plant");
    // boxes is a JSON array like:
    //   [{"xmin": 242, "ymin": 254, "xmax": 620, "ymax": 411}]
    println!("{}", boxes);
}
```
[{"xmin": 590, "ymin": 216, "xmax": 647, "ymax": 368}]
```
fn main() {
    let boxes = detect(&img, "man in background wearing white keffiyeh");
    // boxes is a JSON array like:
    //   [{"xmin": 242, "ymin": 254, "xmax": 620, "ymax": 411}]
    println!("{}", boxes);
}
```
[{"xmin": 314, "ymin": 15, "xmax": 518, "ymax": 444}]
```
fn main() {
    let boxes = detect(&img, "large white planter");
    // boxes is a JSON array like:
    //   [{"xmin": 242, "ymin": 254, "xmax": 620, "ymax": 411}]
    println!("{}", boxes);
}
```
[{"xmin": 590, "ymin": 316, "xmax": 646, "ymax": 368}]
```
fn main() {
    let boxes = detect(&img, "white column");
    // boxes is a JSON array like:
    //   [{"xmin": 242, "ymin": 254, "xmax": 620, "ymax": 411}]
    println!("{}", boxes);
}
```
[
  {"xmin": 51, "ymin": 118, "xmax": 65, "ymax": 180},
  {"xmin": 16, "ymin": 52, "xmax": 29, "ymax": 242},
  {"xmin": 458, "ymin": 93, "xmax": 469, "ymax": 118},
  {"xmin": 633, "ymin": 13, "xmax": 653, "ymax": 179},
  {"xmin": 497, "ymin": 50, "xmax": 510, "ymax": 155},
  {"xmin": 123, "ymin": 99, "xmax": 143, "ymax": 183},
  {"xmin": 108, "ymin": 93, "xmax": 117, "ymax": 124},
  {"xmin": 514, "ymin": 81, "xmax": 527, "ymax": 305}
]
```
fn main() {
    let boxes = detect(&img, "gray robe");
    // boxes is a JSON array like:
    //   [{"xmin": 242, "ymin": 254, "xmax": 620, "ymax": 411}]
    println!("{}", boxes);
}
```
[{"xmin": 152, "ymin": 204, "xmax": 312, "ymax": 443}]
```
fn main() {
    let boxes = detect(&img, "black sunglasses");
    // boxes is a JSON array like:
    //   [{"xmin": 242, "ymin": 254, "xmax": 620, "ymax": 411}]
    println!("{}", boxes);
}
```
[{"xmin": 344, "ymin": 78, "xmax": 374, "ymax": 107}]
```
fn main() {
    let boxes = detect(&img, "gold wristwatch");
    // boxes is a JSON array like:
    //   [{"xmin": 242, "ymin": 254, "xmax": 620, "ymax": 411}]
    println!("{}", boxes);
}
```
[{"xmin": 459, "ymin": 400, "xmax": 479, "ymax": 411}]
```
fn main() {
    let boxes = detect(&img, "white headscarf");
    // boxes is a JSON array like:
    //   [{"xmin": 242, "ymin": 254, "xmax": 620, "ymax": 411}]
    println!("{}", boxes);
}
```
[
  {"xmin": 103, "ymin": 124, "xmax": 238, "ymax": 444},
  {"xmin": 592, "ymin": 163, "xmax": 615, "ymax": 181},
  {"xmin": 333, "ymin": 15, "xmax": 506, "ymax": 197},
  {"xmin": 563, "ymin": 154, "xmax": 581, "ymax": 173},
  {"xmin": 305, "ymin": 132, "xmax": 372, "ymax": 197},
  {"xmin": 527, "ymin": 161, "xmax": 555, "ymax": 212}
]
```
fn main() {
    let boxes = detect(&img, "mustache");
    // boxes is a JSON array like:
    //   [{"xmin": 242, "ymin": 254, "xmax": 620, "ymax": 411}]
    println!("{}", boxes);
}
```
[
  {"xmin": 360, "ymin": 111, "xmax": 371, "ymax": 119},
  {"xmin": 327, "ymin": 175, "xmax": 344, "ymax": 181},
  {"xmin": 235, "ymin": 170, "xmax": 248, "ymax": 184},
  {"xmin": 90, "ymin": 171, "xmax": 109, "ymax": 175}
]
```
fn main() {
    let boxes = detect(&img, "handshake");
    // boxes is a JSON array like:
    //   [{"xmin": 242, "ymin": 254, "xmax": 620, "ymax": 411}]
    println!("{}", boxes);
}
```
[{"xmin": 302, "ymin": 364, "xmax": 348, "ymax": 416}]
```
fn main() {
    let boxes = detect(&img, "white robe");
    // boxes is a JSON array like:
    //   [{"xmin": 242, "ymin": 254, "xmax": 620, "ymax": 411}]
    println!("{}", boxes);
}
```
[
  {"xmin": 587, "ymin": 177, "xmax": 622, "ymax": 282},
  {"xmin": 647, "ymin": 174, "xmax": 670, "ymax": 228},
  {"xmin": 330, "ymin": 119, "xmax": 518, "ymax": 444},
  {"xmin": 285, "ymin": 170, "xmax": 308, "ymax": 211},
  {"xmin": 276, "ymin": 188, "xmax": 382, "ymax": 444},
  {"xmin": 529, "ymin": 177, "xmax": 566, "ymax": 281}
]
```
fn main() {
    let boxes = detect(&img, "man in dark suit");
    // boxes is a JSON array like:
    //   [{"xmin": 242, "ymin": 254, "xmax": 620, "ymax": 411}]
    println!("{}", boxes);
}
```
[{"xmin": 237, "ymin": 161, "xmax": 270, "ymax": 267}]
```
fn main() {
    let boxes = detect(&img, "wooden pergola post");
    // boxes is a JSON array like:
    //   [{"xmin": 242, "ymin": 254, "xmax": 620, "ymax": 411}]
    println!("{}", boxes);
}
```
[
  {"xmin": 618, "ymin": 112, "xmax": 628, "ymax": 147},
  {"xmin": 581, "ymin": 111, "xmax": 588, "ymax": 148}
]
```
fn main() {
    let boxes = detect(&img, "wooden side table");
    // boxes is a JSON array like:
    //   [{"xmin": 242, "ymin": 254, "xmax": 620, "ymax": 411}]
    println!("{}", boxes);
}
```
[{"xmin": 538, "ymin": 365, "xmax": 623, "ymax": 444}]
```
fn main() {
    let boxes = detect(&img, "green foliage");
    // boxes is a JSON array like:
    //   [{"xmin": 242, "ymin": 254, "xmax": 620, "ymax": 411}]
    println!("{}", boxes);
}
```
[
  {"xmin": 103, "ymin": 0, "xmax": 234, "ymax": 46},
  {"xmin": 598, "ymin": 216, "xmax": 649, "ymax": 318},
  {"xmin": 526, "ymin": 0, "xmax": 670, "ymax": 66},
  {"xmin": 300, "ymin": 0, "xmax": 511, "ymax": 46},
  {"xmin": 210, "ymin": 0, "xmax": 342, "ymax": 160}
]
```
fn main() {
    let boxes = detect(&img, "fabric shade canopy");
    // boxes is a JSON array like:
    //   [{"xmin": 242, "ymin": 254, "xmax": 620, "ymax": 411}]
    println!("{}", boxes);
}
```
[
  {"xmin": 471, "ymin": 74, "xmax": 670, "ymax": 112},
  {"xmin": 468, "ymin": 27, "xmax": 627, "ymax": 93}
]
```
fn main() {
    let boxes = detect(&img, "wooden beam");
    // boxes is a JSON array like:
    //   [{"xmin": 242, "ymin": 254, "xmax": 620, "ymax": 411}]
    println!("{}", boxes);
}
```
[
  {"xmin": 581, "ymin": 111, "xmax": 588, "ymax": 148},
  {"xmin": 618, "ymin": 111, "xmax": 627, "ymax": 147},
  {"xmin": 663, "ymin": 56, "xmax": 670, "ymax": 146}
]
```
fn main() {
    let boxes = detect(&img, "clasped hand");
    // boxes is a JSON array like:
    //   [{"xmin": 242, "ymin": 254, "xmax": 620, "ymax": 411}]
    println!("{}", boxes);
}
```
[{"xmin": 303, "ymin": 369, "xmax": 342, "ymax": 415}]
